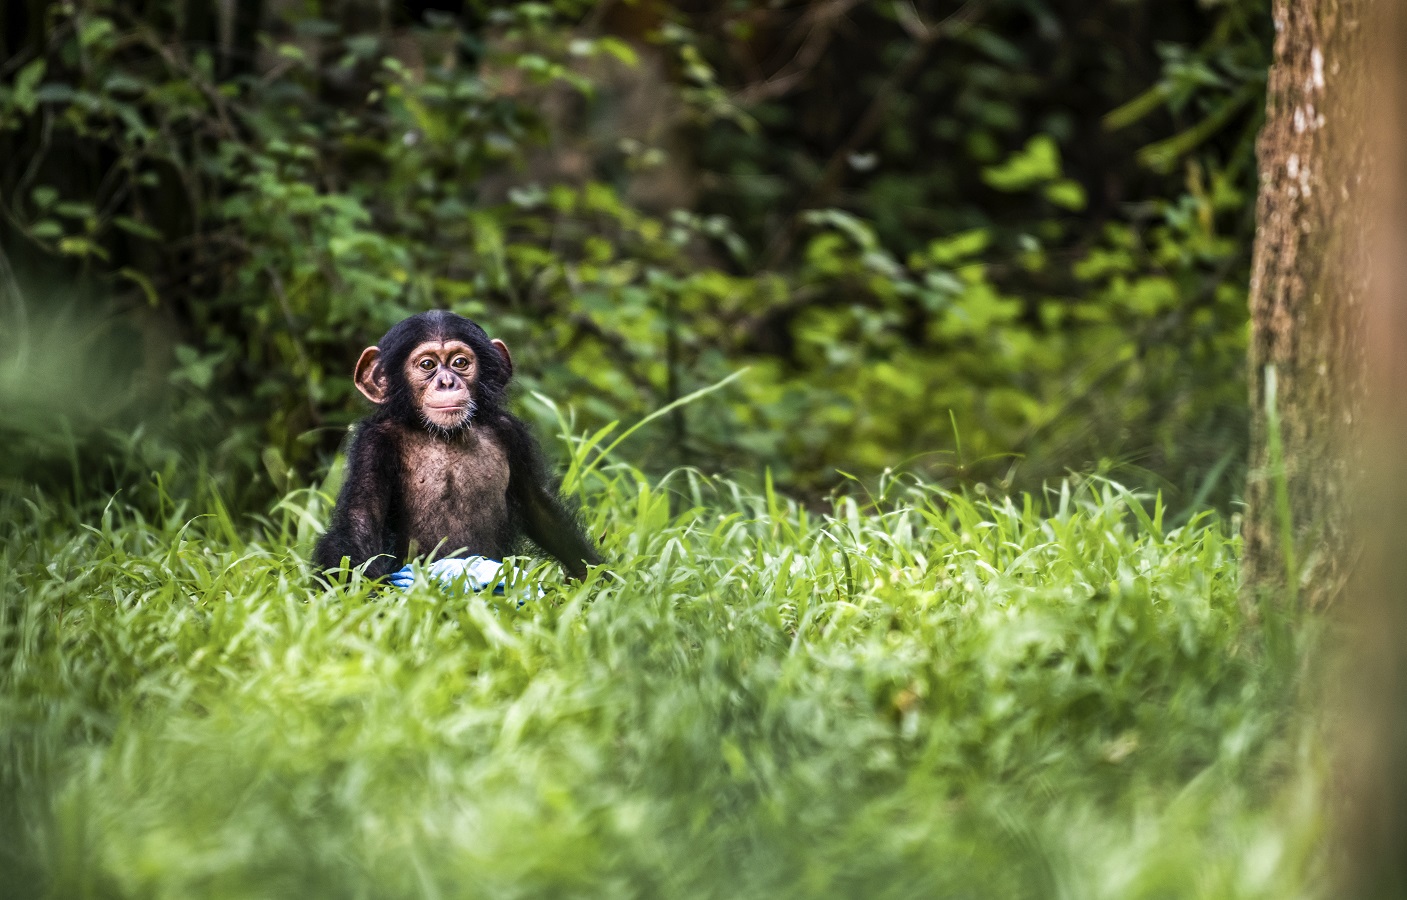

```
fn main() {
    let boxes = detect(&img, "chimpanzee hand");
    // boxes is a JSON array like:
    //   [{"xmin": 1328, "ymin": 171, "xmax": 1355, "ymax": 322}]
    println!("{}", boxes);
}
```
[{"xmin": 388, "ymin": 557, "xmax": 506, "ymax": 595}]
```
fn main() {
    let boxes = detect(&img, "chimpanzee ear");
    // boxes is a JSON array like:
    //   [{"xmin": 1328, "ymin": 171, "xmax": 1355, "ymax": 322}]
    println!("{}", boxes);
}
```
[
  {"xmin": 353, "ymin": 346, "xmax": 389, "ymax": 404},
  {"xmin": 490, "ymin": 339, "xmax": 513, "ymax": 377}
]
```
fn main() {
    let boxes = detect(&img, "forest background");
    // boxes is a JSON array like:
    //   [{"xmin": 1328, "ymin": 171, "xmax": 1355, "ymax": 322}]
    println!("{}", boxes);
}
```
[{"xmin": 0, "ymin": 0, "xmax": 1265, "ymax": 508}]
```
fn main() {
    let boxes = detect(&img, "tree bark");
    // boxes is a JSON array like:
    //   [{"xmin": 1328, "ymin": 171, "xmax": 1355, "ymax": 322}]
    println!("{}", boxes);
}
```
[
  {"xmin": 1243, "ymin": 0, "xmax": 1375, "ymax": 608},
  {"xmin": 1337, "ymin": 3, "xmax": 1407, "ymax": 894},
  {"xmin": 1249, "ymin": 0, "xmax": 1407, "ymax": 892}
]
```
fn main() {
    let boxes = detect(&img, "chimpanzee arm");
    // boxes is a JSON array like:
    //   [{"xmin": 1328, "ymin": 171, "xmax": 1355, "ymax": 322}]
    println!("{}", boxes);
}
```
[
  {"xmin": 313, "ymin": 423, "xmax": 402, "ymax": 580},
  {"xmin": 500, "ymin": 418, "xmax": 603, "ymax": 580},
  {"xmin": 520, "ymin": 485, "xmax": 604, "ymax": 580}
]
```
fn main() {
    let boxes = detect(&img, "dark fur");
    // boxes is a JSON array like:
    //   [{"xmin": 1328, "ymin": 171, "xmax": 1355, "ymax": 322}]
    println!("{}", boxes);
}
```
[{"xmin": 314, "ymin": 311, "xmax": 602, "ymax": 580}]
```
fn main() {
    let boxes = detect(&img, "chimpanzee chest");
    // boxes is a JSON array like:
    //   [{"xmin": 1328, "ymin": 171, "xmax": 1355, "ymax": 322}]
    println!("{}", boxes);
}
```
[{"xmin": 397, "ymin": 429, "xmax": 513, "ymax": 560}]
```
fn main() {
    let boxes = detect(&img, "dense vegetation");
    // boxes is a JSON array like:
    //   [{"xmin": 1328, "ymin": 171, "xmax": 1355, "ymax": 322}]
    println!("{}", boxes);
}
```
[
  {"xmin": 0, "ymin": 0, "xmax": 1265, "ymax": 502},
  {"xmin": 1, "ymin": 440, "xmax": 1319, "ymax": 896}
]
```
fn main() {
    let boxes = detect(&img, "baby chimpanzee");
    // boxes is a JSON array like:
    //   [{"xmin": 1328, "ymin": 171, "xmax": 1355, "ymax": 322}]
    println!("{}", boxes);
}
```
[{"xmin": 314, "ymin": 311, "xmax": 601, "ymax": 585}]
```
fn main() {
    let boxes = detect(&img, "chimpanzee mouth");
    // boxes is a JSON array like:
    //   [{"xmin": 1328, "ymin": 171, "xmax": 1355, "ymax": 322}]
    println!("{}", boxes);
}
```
[{"xmin": 421, "ymin": 400, "xmax": 477, "ymax": 436}]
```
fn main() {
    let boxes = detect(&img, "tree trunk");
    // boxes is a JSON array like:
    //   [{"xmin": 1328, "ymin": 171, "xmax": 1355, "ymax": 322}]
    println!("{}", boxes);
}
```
[
  {"xmin": 1250, "ymin": 0, "xmax": 1407, "ymax": 893},
  {"xmin": 1336, "ymin": 2, "xmax": 1407, "ymax": 893},
  {"xmin": 1243, "ymin": 0, "xmax": 1375, "ymax": 608}
]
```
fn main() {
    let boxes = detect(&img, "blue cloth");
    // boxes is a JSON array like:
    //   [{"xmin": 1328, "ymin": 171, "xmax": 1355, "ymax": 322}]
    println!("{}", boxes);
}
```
[
  {"xmin": 389, "ymin": 556, "xmax": 507, "ymax": 594},
  {"xmin": 389, "ymin": 557, "xmax": 544, "ymax": 603}
]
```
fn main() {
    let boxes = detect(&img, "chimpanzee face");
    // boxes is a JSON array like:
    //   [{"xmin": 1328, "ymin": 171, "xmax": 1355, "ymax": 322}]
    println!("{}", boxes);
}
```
[
  {"xmin": 404, "ymin": 339, "xmax": 478, "ymax": 432},
  {"xmin": 351, "ymin": 311, "xmax": 514, "ymax": 437}
]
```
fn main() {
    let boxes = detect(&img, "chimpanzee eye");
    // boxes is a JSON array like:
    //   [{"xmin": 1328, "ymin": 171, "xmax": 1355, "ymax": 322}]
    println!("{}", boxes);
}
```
[
  {"xmin": 418, "ymin": 359, "xmax": 435, "ymax": 371},
  {"xmin": 451, "ymin": 356, "xmax": 470, "ymax": 370}
]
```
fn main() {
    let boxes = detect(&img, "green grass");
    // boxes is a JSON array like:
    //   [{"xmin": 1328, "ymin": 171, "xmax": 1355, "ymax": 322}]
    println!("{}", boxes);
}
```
[{"xmin": 1, "ymin": 450, "xmax": 1322, "ymax": 898}]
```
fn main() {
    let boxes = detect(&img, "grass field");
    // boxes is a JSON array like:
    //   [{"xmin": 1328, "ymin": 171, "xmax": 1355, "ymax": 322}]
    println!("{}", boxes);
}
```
[{"xmin": 1, "ymin": 437, "xmax": 1324, "ymax": 897}]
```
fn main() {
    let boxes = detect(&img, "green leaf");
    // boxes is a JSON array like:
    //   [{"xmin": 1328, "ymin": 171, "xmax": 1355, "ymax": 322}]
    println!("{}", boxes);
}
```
[
  {"xmin": 11, "ymin": 59, "xmax": 47, "ymax": 114},
  {"xmin": 78, "ymin": 17, "xmax": 115, "ymax": 48},
  {"xmin": 595, "ymin": 37, "xmax": 640, "ymax": 67},
  {"xmin": 114, "ymin": 217, "xmax": 162, "ymax": 241},
  {"xmin": 1044, "ymin": 179, "xmax": 1087, "ymax": 211},
  {"xmin": 57, "ymin": 236, "xmax": 109, "ymax": 260},
  {"xmin": 801, "ymin": 209, "xmax": 878, "ymax": 252},
  {"xmin": 344, "ymin": 35, "xmax": 380, "ymax": 59},
  {"xmin": 982, "ymin": 135, "xmax": 1062, "ymax": 192},
  {"xmin": 925, "ymin": 229, "xmax": 991, "ymax": 267},
  {"xmin": 1104, "ymin": 83, "xmax": 1172, "ymax": 131},
  {"xmin": 30, "ymin": 186, "xmax": 58, "ymax": 211},
  {"xmin": 55, "ymin": 201, "xmax": 95, "ymax": 220},
  {"xmin": 103, "ymin": 73, "xmax": 149, "ymax": 95},
  {"xmin": 34, "ymin": 83, "xmax": 75, "ymax": 104},
  {"xmin": 119, "ymin": 267, "xmax": 160, "ymax": 306},
  {"xmin": 29, "ymin": 219, "xmax": 62, "ymax": 239}
]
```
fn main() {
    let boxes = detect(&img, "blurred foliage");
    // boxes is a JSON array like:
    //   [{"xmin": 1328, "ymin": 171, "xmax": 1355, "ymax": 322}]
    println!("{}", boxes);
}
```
[
  {"xmin": 0, "ymin": 0, "xmax": 1267, "ymax": 504},
  {"xmin": 0, "ymin": 267, "xmax": 175, "ymax": 493}
]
